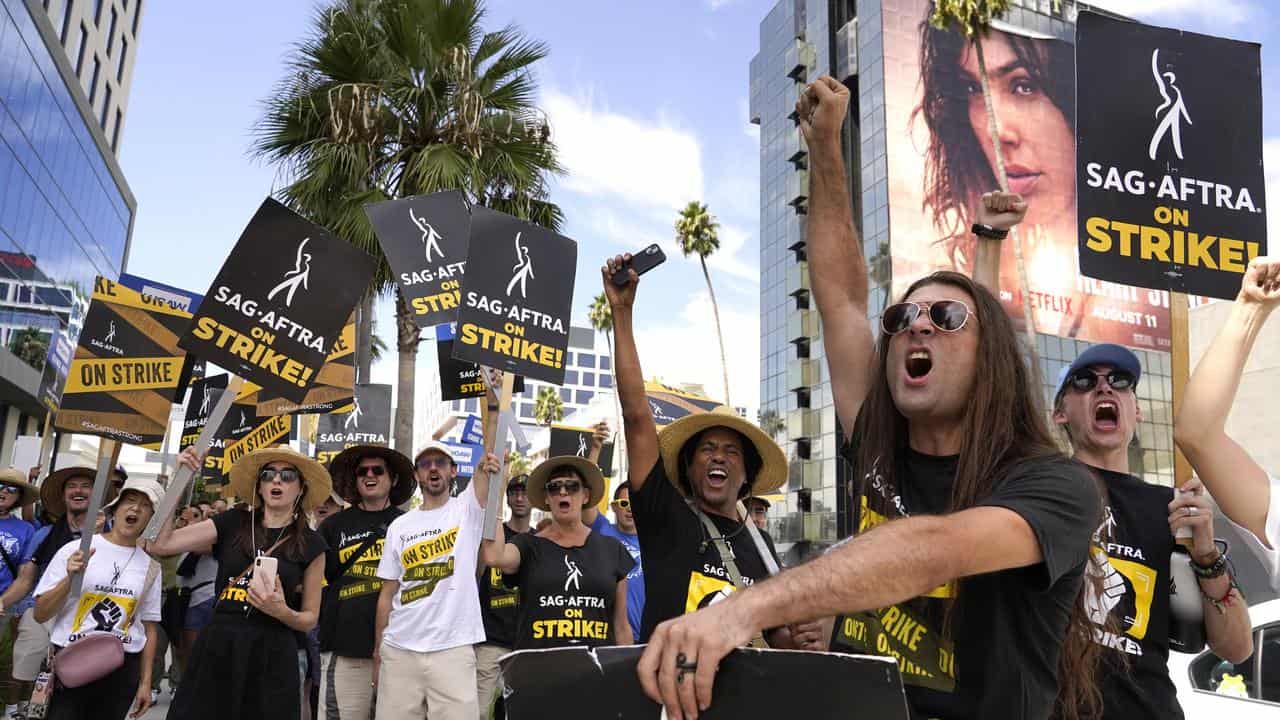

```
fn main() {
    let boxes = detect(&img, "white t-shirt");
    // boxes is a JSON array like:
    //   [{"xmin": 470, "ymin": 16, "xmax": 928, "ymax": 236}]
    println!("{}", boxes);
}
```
[
  {"xmin": 34, "ymin": 535, "xmax": 162, "ymax": 653},
  {"xmin": 1226, "ymin": 474, "xmax": 1280, "ymax": 588},
  {"xmin": 376, "ymin": 494, "xmax": 486, "ymax": 653}
]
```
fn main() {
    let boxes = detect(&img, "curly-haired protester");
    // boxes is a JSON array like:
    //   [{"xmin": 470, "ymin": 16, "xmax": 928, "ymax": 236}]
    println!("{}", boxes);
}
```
[
  {"xmin": 480, "ymin": 454, "xmax": 634, "ymax": 651},
  {"xmin": 33, "ymin": 477, "xmax": 165, "ymax": 720},
  {"xmin": 1175, "ymin": 257, "xmax": 1280, "ymax": 585},
  {"xmin": 142, "ymin": 446, "xmax": 329, "ymax": 720},
  {"xmin": 633, "ymin": 76, "xmax": 1102, "ymax": 720}
]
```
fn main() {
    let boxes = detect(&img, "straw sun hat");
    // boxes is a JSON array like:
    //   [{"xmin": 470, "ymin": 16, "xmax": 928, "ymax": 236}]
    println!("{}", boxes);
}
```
[
  {"xmin": 657, "ymin": 407, "xmax": 788, "ymax": 496},
  {"xmin": 0, "ymin": 468, "xmax": 38, "ymax": 508},
  {"xmin": 228, "ymin": 446, "xmax": 333, "ymax": 512},
  {"xmin": 41, "ymin": 467, "xmax": 117, "ymax": 518},
  {"xmin": 328, "ymin": 445, "xmax": 416, "ymax": 506}
]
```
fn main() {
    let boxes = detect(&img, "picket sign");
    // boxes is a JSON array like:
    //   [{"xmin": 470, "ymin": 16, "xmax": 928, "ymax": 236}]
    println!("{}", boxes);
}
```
[
  {"xmin": 67, "ymin": 439, "xmax": 122, "ymax": 599},
  {"xmin": 143, "ymin": 376, "xmax": 245, "ymax": 541},
  {"xmin": 480, "ymin": 371, "xmax": 516, "ymax": 541}
]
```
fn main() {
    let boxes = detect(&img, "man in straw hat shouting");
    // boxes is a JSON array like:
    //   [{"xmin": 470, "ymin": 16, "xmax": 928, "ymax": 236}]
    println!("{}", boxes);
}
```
[
  {"xmin": 316, "ymin": 444, "xmax": 414, "ymax": 720},
  {"xmin": 600, "ymin": 257, "xmax": 823, "ymax": 654}
]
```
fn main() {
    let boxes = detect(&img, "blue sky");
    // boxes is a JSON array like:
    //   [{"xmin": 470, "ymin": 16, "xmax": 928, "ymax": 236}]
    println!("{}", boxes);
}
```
[{"xmin": 117, "ymin": 0, "xmax": 1280, "ymax": 420}]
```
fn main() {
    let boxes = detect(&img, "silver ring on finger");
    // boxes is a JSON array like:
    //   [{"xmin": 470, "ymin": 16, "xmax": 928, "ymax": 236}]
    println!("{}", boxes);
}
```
[{"xmin": 1187, "ymin": 506, "xmax": 1198, "ymax": 516}]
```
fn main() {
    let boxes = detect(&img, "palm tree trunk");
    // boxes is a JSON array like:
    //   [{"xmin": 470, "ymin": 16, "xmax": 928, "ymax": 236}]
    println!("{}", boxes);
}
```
[
  {"xmin": 973, "ymin": 36, "xmax": 1043, "ymax": 387},
  {"xmin": 394, "ymin": 290, "xmax": 419, "ymax": 456},
  {"xmin": 699, "ymin": 257, "xmax": 732, "ymax": 407},
  {"xmin": 356, "ymin": 289, "xmax": 374, "ymax": 384}
]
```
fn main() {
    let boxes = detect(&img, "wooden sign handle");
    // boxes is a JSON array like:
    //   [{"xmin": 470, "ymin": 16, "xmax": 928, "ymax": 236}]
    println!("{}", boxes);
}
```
[
  {"xmin": 68, "ymin": 438, "xmax": 122, "ymax": 599},
  {"xmin": 480, "ymin": 371, "xmax": 516, "ymax": 540},
  {"xmin": 1170, "ymin": 291, "xmax": 1192, "ymax": 489},
  {"xmin": 34, "ymin": 413, "xmax": 55, "ymax": 486}
]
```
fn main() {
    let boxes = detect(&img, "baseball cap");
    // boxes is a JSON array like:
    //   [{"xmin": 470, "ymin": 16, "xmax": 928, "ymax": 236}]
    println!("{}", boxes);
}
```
[
  {"xmin": 1056, "ymin": 343, "xmax": 1142, "ymax": 400},
  {"xmin": 414, "ymin": 441, "xmax": 457, "ymax": 467}
]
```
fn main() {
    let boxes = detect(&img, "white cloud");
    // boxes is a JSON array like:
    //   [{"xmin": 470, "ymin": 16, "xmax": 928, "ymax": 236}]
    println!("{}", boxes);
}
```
[
  {"xmin": 1266, "ymin": 137, "xmax": 1279, "ymax": 242},
  {"xmin": 634, "ymin": 290, "xmax": 760, "ymax": 416},
  {"xmin": 543, "ymin": 87, "xmax": 704, "ymax": 213},
  {"xmin": 1084, "ymin": 0, "xmax": 1256, "ymax": 25},
  {"xmin": 576, "ymin": 200, "xmax": 759, "ymax": 282},
  {"xmin": 707, "ymin": 0, "xmax": 738, "ymax": 9}
]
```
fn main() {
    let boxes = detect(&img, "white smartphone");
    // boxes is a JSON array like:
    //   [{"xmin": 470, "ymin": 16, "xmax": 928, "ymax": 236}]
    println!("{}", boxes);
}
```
[{"xmin": 251, "ymin": 556, "xmax": 279, "ymax": 595}]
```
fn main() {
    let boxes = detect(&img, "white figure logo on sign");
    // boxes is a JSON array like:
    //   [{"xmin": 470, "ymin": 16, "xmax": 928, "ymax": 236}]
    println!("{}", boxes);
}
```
[
  {"xmin": 267, "ymin": 238, "xmax": 312, "ymax": 308},
  {"xmin": 1148, "ymin": 49, "xmax": 1192, "ymax": 161},
  {"xmin": 409, "ymin": 208, "xmax": 444, "ymax": 264},
  {"xmin": 505, "ymin": 233, "xmax": 535, "ymax": 299}
]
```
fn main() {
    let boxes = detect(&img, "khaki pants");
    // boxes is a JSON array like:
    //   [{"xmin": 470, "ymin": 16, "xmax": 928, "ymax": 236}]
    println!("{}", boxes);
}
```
[
  {"xmin": 376, "ymin": 642, "xmax": 478, "ymax": 720},
  {"xmin": 473, "ymin": 644, "xmax": 509, "ymax": 720},
  {"xmin": 320, "ymin": 653, "xmax": 375, "ymax": 720},
  {"xmin": 12, "ymin": 608, "xmax": 50, "ymax": 682}
]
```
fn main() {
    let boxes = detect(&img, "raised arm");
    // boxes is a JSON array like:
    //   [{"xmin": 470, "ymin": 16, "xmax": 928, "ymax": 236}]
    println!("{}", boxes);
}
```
[
  {"xmin": 797, "ymin": 77, "xmax": 874, "ymax": 437},
  {"xmin": 602, "ymin": 257, "xmax": 659, "ymax": 490},
  {"xmin": 1175, "ymin": 256, "xmax": 1279, "ymax": 545},
  {"xmin": 477, "ymin": 453, "xmax": 521, "ymax": 573},
  {"xmin": 582, "ymin": 421, "xmax": 611, "ymax": 527}
]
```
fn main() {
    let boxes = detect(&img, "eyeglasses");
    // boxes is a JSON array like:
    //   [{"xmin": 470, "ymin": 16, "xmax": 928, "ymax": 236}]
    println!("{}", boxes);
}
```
[
  {"xmin": 613, "ymin": 498, "xmax": 631, "ymax": 510},
  {"xmin": 258, "ymin": 468, "xmax": 301, "ymax": 484},
  {"xmin": 357, "ymin": 465, "xmax": 386, "ymax": 478},
  {"xmin": 881, "ymin": 300, "xmax": 975, "ymax": 335},
  {"xmin": 416, "ymin": 456, "xmax": 452, "ymax": 470},
  {"xmin": 1065, "ymin": 368, "xmax": 1136, "ymax": 393},
  {"xmin": 0, "ymin": 486, "xmax": 20, "ymax": 496},
  {"xmin": 545, "ymin": 480, "xmax": 583, "ymax": 496},
  {"xmin": 749, "ymin": 506, "xmax": 768, "ymax": 516}
]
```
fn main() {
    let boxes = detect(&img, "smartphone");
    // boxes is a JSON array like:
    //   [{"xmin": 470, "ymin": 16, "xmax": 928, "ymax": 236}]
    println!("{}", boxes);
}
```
[
  {"xmin": 611, "ymin": 244, "xmax": 667, "ymax": 286},
  {"xmin": 252, "ymin": 556, "xmax": 279, "ymax": 594}
]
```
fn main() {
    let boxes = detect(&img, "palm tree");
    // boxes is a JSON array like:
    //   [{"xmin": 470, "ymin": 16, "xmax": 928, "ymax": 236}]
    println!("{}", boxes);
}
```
[
  {"xmin": 533, "ymin": 386, "xmax": 563, "ymax": 427},
  {"xmin": 506, "ymin": 451, "xmax": 531, "ymax": 478},
  {"xmin": 9, "ymin": 327, "xmax": 48, "ymax": 370},
  {"xmin": 253, "ymin": 0, "xmax": 562, "ymax": 455},
  {"xmin": 674, "ymin": 201, "xmax": 731, "ymax": 406},
  {"xmin": 587, "ymin": 291, "xmax": 624, "ymax": 477},
  {"xmin": 757, "ymin": 408, "xmax": 785, "ymax": 441},
  {"xmin": 928, "ymin": 0, "xmax": 1041, "ymax": 384}
]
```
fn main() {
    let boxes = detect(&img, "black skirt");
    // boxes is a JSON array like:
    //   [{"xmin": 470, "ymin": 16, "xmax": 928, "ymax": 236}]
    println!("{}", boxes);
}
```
[{"xmin": 167, "ymin": 614, "xmax": 300, "ymax": 720}]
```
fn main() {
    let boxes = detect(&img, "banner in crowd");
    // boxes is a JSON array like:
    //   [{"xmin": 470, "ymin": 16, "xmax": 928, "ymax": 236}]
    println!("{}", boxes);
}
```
[
  {"xmin": 499, "ymin": 645, "xmax": 908, "ymax": 720},
  {"xmin": 437, "ymin": 339, "xmax": 525, "ymax": 401},
  {"xmin": 54, "ymin": 276, "xmax": 198, "ymax": 449},
  {"xmin": 880, "ymin": 0, "xmax": 1174, "ymax": 350},
  {"xmin": 179, "ymin": 198, "xmax": 375, "ymax": 403},
  {"xmin": 219, "ymin": 384, "xmax": 294, "ymax": 482},
  {"xmin": 181, "ymin": 374, "xmax": 231, "ymax": 486},
  {"xmin": 244, "ymin": 313, "xmax": 357, "ymax": 415},
  {"xmin": 315, "ymin": 384, "xmax": 393, "ymax": 466},
  {"xmin": 549, "ymin": 425, "xmax": 615, "ymax": 477},
  {"xmin": 453, "ymin": 206, "xmax": 576, "ymax": 385},
  {"xmin": 645, "ymin": 380, "xmax": 724, "ymax": 428},
  {"xmin": 36, "ymin": 329, "xmax": 74, "ymax": 413},
  {"xmin": 441, "ymin": 441, "xmax": 483, "ymax": 479},
  {"xmin": 366, "ymin": 190, "xmax": 471, "ymax": 330},
  {"xmin": 1076, "ymin": 12, "xmax": 1266, "ymax": 302}
]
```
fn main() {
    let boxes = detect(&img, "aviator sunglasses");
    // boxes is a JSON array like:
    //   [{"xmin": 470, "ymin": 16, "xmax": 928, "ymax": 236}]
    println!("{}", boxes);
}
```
[
  {"xmin": 881, "ymin": 300, "xmax": 975, "ymax": 335},
  {"xmin": 1065, "ymin": 368, "xmax": 1136, "ymax": 393}
]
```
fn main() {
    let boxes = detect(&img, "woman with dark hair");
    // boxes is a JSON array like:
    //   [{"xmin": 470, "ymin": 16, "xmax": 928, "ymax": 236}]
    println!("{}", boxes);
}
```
[
  {"xmin": 480, "ymin": 455, "xmax": 634, "ymax": 650},
  {"xmin": 142, "ymin": 446, "xmax": 329, "ymax": 720}
]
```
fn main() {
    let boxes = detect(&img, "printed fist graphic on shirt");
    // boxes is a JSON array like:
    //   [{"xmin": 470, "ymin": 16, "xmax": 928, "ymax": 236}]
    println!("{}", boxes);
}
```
[
  {"xmin": 89, "ymin": 597, "xmax": 124, "ymax": 632},
  {"xmin": 1085, "ymin": 556, "xmax": 1127, "ymax": 626}
]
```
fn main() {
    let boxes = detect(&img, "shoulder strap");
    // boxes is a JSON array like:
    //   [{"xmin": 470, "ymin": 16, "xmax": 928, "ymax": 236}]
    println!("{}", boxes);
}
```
[
  {"xmin": 0, "ymin": 540, "xmax": 19, "ymax": 578},
  {"xmin": 736, "ymin": 500, "xmax": 780, "ymax": 576},
  {"xmin": 334, "ymin": 525, "xmax": 387, "ymax": 580},
  {"xmin": 687, "ymin": 501, "xmax": 768, "ymax": 647}
]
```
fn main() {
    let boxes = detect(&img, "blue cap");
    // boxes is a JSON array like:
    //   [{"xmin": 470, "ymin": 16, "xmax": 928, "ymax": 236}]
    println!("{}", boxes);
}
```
[{"xmin": 1057, "ymin": 343, "xmax": 1142, "ymax": 398}]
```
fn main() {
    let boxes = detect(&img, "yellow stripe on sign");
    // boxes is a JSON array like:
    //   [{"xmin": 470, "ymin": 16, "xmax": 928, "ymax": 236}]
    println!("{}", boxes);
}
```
[
  {"xmin": 224, "ymin": 415, "xmax": 292, "ymax": 465},
  {"xmin": 327, "ymin": 322, "xmax": 356, "ymax": 362},
  {"xmin": 860, "ymin": 497, "xmax": 954, "ymax": 599},
  {"xmin": 91, "ymin": 278, "xmax": 193, "ymax": 319},
  {"xmin": 63, "ymin": 357, "xmax": 186, "ymax": 394}
]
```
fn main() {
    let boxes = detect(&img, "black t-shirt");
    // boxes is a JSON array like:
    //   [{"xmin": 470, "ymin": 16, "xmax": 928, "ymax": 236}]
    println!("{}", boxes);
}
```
[
  {"xmin": 316, "ymin": 505, "xmax": 403, "ymax": 657},
  {"xmin": 32, "ymin": 517, "xmax": 80, "ymax": 576},
  {"xmin": 828, "ymin": 445, "xmax": 1099, "ymax": 720},
  {"xmin": 1084, "ymin": 467, "xmax": 1181, "ymax": 720},
  {"xmin": 479, "ymin": 523, "xmax": 524, "ymax": 647},
  {"xmin": 504, "ymin": 531, "xmax": 633, "ymax": 651},
  {"xmin": 211, "ymin": 509, "xmax": 327, "ymax": 626},
  {"xmin": 630, "ymin": 461, "xmax": 781, "ymax": 642}
]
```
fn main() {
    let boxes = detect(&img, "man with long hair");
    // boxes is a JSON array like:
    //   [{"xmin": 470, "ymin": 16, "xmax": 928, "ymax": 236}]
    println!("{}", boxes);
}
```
[
  {"xmin": 636, "ymin": 76, "xmax": 1101, "ymax": 720},
  {"xmin": 1053, "ymin": 343, "xmax": 1252, "ymax": 718}
]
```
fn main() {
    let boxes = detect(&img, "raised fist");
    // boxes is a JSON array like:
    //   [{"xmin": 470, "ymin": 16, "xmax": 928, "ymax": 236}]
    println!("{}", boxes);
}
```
[
  {"xmin": 89, "ymin": 597, "xmax": 124, "ymax": 632},
  {"xmin": 1239, "ymin": 256, "xmax": 1280, "ymax": 309},
  {"xmin": 975, "ymin": 191, "xmax": 1029, "ymax": 231},
  {"xmin": 795, "ymin": 76, "xmax": 851, "ymax": 146}
]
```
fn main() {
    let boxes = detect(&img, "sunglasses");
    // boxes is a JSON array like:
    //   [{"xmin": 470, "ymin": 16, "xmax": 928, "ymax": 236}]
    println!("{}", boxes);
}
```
[
  {"xmin": 417, "ymin": 456, "xmax": 452, "ymax": 470},
  {"xmin": 357, "ymin": 465, "xmax": 387, "ymax": 478},
  {"xmin": 881, "ymin": 300, "xmax": 974, "ymax": 335},
  {"xmin": 545, "ymin": 480, "xmax": 583, "ymax": 496},
  {"xmin": 258, "ymin": 468, "xmax": 301, "ymax": 484},
  {"xmin": 1065, "ymin": 368, "xmax": 1136, "ymax": 393},
  {"xmin": 613, "ymin": 498, "xmax": 631, "ymax": 510},
  {"xmin": 0, "ymin": 486, "xmax": 20, "ymax": 496}
]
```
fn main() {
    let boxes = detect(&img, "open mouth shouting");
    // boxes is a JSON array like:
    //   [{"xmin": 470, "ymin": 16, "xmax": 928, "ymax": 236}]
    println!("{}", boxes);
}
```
[
  {"xmin": 554, "ymin": 496, "xmax": 574, "ymax": 513},
  {"xmin": 267, "ymin": 486, "xmax": 285, "ymax": 501},
  {"xmin": 122, "ymin": 509, "xmax": 141, "ymax": 528},
  {"xmin": 705, "ymin": 467, "xmax": 729, "ymax": 491},
  {"xmin": 904, "ymin": 348, "xmax": 933, "ymax": 387},
  {"xmin": 1093, "ymin": 400, "xmax": 1120, "ymax": 432}
]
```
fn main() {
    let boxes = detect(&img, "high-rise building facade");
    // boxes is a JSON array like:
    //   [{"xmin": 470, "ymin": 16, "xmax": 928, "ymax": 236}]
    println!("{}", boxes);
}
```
[
  {"xmin": 751, "ymin": 0, "xmax": 1177, "ymax": 552},
  {"xmin": 41, "ymin": 0, "xmax": 141, "ymax": 153},
  {"xmin": 0, "ymin": 0, "xmax": 135, "ymax": 455}
]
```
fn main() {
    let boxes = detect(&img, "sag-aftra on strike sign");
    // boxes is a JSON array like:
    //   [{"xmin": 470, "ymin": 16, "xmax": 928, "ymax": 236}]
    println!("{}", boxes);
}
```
[
  {"xmin": 180, "ymin": 199, "xmax": 375, "ymax": 403},
  {"xmin": 366, "ymin": 190, "xmax": 471, "ymax": 330}
]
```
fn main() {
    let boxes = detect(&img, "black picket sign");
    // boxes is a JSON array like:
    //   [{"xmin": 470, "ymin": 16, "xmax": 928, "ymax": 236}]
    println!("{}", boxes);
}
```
[
  {"xmin": 315, "ymin": 383, "xmax": 393, "ymax": 466},
  {"xmin": 452, "ymin": 206, "xmax": 576, "ymax": 385},
  {"xmin": 366, "ymin": 190, "xmax": 471, "ymax": 330},
  {"xmin": 549, "ymin": 425, "xmax": 615, "ymax": 477},
  {"xmin": 179, "ymin": 198, "xmax": 375, "ymax": 403},
  {"xmin": 1076, "ymin": 12, "xmax": 1267, "ymax": 300},
  {"xmin": 436, "ymin": 339, "xmax": 525, "ymax": 401}
]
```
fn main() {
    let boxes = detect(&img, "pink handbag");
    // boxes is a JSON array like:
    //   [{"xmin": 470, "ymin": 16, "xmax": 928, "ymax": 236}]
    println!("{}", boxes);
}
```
[{"xmin": 53, "ymin": 560, "xmax": 159, "ymax": 688}]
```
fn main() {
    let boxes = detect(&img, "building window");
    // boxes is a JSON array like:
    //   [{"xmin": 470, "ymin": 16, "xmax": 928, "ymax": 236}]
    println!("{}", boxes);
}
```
[
  {"xmin": 100, "ymin": 85, "xmax": 112, "ymax": 128},
  {"xmin": 559, "ymin": 388, "xmax": 572, "ymax": 403},
  {"xmin": 599, "ymin": 375, "xmax": 613, "ymax": 389},
  {"xmin": 60, "ymin": 0, "xmax": 76, "ymax": 44},
  {"xmin": 578, "ymin": 353, "xmax": 596, "ymax": 369},
  {"xmin": 111, "ymin": 109, "xmax": 121, "ymax": 150},
  {"xmin": 107, "ymin": 8, "xmax": 118, "ymax": 54},
  {"xmin": 563, "ymin": 370, "xmax": 578, "ymax": 385},
  {"xmin": 116, "ymin": 38, "xmax": 128, "ymax": 81},
  {"xmin": 519, "ymin": 404, "xmax": 533, "ymax": 419},
  {"xmin": 575, "ymin": 390, "xmax": 594, "ymax": 405},
  {"xmin": 581, "ymin": 372, "xmax": 595, "ymax": 386},
  {"xmin": 74, "ymin": 24, "xmax": 89, "ymax": 75},
  {"xmin": 87, "ymin": 56, "xmax": 101, "ymax": 102},
  {"xmin": 600, "ymin": 357, "xmax": 611, "ymax": 371}
]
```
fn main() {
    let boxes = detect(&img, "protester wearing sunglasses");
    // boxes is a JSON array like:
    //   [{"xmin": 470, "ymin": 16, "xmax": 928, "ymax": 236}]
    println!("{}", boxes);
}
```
[
  {"xmin": 636, "ymin": 76, "xmax": 1102, "ymax": 720},
  {"xmin": 1052, "ymin": 343, "xmax": 1253, "ymax": 720},
  {"xmin": 474, "ymin": 472, "xmax": 532, "ymax": 720},
  {"xmin": 481, "ymin": 455, "xmax": 634, "ymax": 652},
  {"xmin": 374, "ymin": 440, "xmax": 494, "ymax": 720},
  {"xmin": 142, "ymin": 446, "xmax": 330, "ymax": 720},
  {"xmin": 315, "ymin": 445, "xmax": 414, "ymax": 720}
]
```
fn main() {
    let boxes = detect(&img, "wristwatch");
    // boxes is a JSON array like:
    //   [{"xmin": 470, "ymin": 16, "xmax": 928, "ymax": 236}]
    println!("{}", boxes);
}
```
[{"xmin": 971, "ymin": 223, "xmax": 1009, "ymax": 240}]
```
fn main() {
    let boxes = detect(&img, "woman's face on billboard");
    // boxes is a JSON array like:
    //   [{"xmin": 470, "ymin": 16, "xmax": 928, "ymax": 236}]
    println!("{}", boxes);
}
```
[{"xmin": 958, "ymin": 33, "xmax": 1075, "ymax": 229}]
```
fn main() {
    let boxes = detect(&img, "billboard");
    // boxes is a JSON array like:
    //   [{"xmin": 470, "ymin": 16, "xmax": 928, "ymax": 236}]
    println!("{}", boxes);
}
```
[{"xmin": 881, "ymin": 0, "xmax": 1174, "ymax": 350}]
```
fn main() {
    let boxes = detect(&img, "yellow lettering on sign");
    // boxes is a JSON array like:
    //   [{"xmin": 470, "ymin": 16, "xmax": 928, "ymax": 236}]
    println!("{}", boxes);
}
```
[
  {"xmin": 191, "ymin": 317, "xmax": 315, "ymax": 387},
  {"xmin": 224, "ymin": 414, "xmax": 292, "ymax": 464},
  {"xmin": 459, "ymin": 323, "xmax": 564, "ymax": 369},
  {"xmin": 1082, "ymin": 217, "xmax": 1261, "ymax": 273},
  {"xmin": 411, "ymin": 292, "xmax": 461, "ymax": 316}
]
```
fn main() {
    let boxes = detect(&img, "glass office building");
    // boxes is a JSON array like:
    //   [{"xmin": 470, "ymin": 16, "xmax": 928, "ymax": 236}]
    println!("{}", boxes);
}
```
[
  {"xmin": 0, "ymin": 0, "xmax": 135, "ymax": 438},
  {"xmin": 751, "ymin": 0, "xmax": 1175, "ymax": 553}
]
